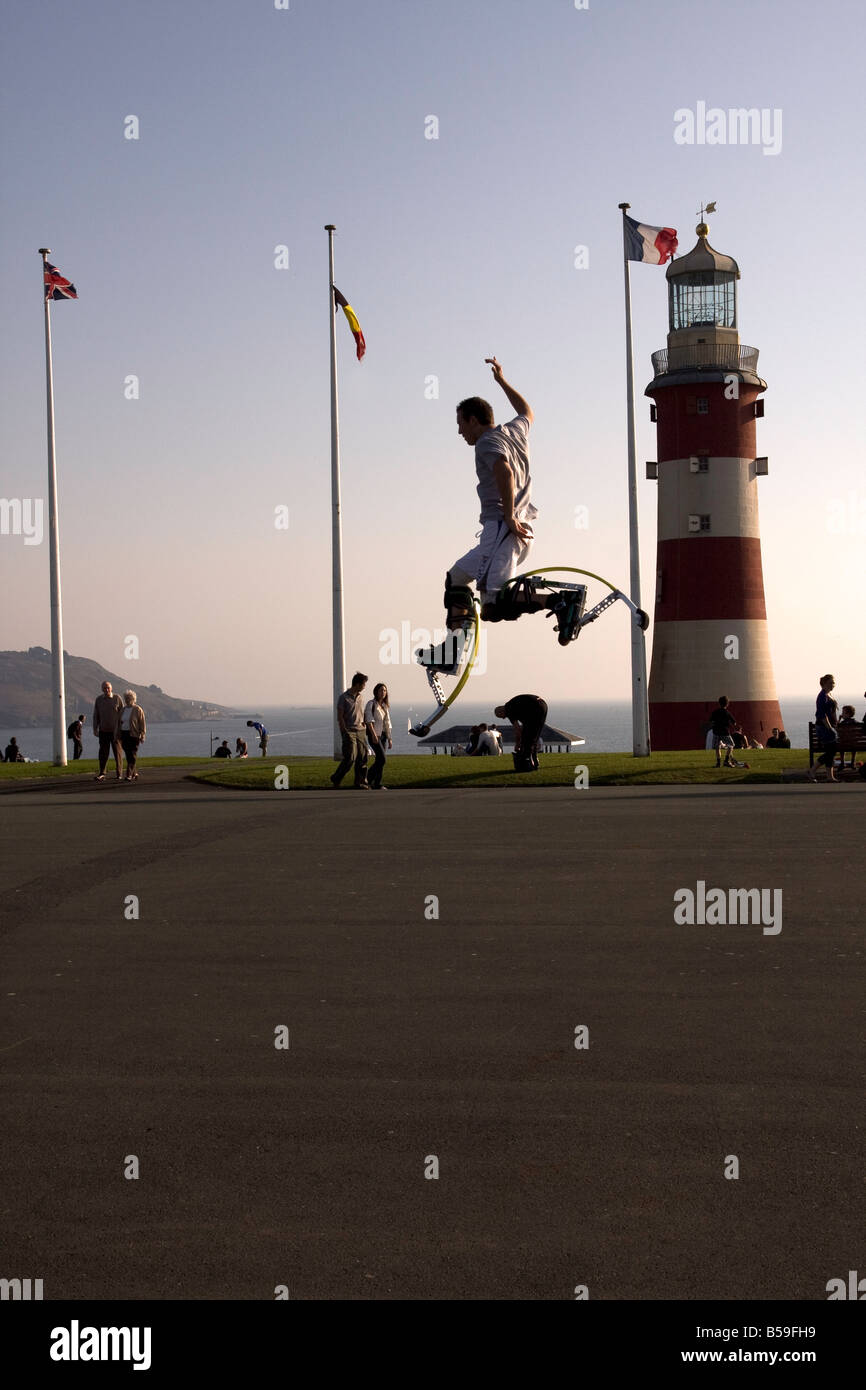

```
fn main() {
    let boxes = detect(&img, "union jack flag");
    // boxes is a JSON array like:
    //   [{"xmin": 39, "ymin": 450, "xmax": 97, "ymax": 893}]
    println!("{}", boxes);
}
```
[{"xmin": 44, "ymin": 263, "xmax": 77, "ymax": 300}]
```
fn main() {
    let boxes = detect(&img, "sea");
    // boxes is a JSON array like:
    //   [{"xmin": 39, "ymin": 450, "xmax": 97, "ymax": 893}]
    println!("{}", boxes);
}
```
[{"xmin": 2, "ymin": 697, "xmax": 818, "ymax": 762}]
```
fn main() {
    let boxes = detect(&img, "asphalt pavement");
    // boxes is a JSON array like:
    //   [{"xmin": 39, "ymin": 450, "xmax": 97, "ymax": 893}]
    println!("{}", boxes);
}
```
[{"xmin": 1, "ymin": 776, "xmax": 863, "ymax": 1300}]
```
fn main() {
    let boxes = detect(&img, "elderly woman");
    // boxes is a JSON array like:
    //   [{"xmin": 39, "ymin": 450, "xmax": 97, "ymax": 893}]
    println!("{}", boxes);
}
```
[
  {"xmin": 119, "ymin": 689, "xmax": 147, "ymax": 781},
  {"xmin": 809, "ymin": 673, "xmax": 838, "ymax": 782}
]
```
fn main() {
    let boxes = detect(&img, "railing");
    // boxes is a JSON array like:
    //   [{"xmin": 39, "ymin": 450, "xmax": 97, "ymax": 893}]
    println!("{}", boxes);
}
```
[{"xmin": 651, "ymin": 344, "xmax": 759, "ymax": 376}]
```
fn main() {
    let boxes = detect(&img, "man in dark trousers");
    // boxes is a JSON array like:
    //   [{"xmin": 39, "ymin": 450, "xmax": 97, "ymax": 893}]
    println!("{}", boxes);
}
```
[
  {"xmin": 495, "ymin": 694, "xmax": 548, "ymax": 772},
  {"xmin": 67, "ymin": 713, "xmax": 86, "ymax": 760},
  {"xmin": 92, "ymin": 681, "xmax": 124, "ymax": 781},
  {"xmin": 331, "ymin": 672, "xmax": 370, "ymax": 789}
]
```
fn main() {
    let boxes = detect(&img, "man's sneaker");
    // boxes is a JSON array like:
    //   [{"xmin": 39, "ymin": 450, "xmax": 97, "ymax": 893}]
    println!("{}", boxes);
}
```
[{"xmin": 415, "ymin": 629, "xmax": 467, "ymax": 674}]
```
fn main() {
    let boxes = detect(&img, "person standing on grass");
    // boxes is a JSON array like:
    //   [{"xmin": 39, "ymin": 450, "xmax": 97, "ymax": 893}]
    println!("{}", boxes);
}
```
[
  {"xmin": 92, "ymin": 680, "xmax": 124, "ymax": 782},
  {"xmin": 247, "ymin": 720, "xmax": 268, "ymax": 756},
  {"xmin": 118, "ymin": 690, "xmax": 146, "ymax": 781},
  {"xmin": 364, "ymin": 682, "xmax": 393, "ymax": 790},
  {"xmin": 331, "ymin": 672, "xmax": 370, "ymax": 789},
  {"xmin": 494, "ymin": 694, "xmax": 548, "ymax": 772},
  {"xmin": 708, "ymin": 696, "xmax": 738, "ymax": 769},
  {"xmin": 67, "ymin": 713, "xmax": 86, "ymax": 760},
  {"xmin": 809, "ymin": 673, "xmax": 839, "ymax": 782}
]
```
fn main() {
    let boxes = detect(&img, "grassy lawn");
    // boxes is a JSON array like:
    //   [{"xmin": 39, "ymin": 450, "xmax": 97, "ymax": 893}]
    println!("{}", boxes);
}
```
[
  {"xmin": 0, "ymin": 757, "xmax": 207, "ymax": 782},
  {"xmin": 189, "ymin": 748, "xmax": 813, "ymax": 790},
  {"xmin": 2, "ymin": 749, "xmax": 838, "ymax": 790}
]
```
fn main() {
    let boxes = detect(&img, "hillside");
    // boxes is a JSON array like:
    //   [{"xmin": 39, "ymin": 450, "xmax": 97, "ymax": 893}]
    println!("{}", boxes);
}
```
[{"xmin": 0, "ymin": 648, "xmax": 238, "ymax": 726}]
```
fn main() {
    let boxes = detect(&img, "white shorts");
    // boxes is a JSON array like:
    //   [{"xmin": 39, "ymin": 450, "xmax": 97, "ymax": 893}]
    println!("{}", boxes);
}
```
[{"xmin": 451, "ymin": 520, "xmax": 533, "ymax": 603}]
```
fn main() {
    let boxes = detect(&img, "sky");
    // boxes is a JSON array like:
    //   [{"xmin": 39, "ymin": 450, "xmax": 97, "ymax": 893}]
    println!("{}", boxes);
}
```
[{"xmin": 1, "ymin": 0, "xmax": 864, "ymax": 710}]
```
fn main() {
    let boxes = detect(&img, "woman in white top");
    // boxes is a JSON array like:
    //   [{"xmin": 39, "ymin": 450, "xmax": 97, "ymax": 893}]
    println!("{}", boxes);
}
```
[
  {"xmin": 364, "ymin": 683, "xmax": 392, "ymax": 789},
  {"xmin": 119, "ymin": 690, "xmax": 146, "ymax": 781}
]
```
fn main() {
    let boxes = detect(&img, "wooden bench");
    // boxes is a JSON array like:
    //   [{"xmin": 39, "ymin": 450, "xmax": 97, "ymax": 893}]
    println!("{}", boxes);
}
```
[{"xmin": 808, "ymin": 721, "xmax": 866, "ymax": 768}]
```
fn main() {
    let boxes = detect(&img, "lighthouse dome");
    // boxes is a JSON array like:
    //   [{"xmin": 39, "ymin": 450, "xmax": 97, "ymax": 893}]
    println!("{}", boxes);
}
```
[{"xmin": 666, "ymin": 223, "xmax": 739, "ymax": 281}]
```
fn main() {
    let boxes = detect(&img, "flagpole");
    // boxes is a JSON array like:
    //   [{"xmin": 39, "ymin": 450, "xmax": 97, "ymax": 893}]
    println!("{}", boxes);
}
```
[
  {"xmin": 617, "ymin": 205, "xmax": 651, "ymax": 757},
  {"xmin": 325, "ymin": 225, "xmax": 346, "ymax": 759},
  {"xmin": 39, "ymin": 248, "xmax": 68, "ymax": 766}
]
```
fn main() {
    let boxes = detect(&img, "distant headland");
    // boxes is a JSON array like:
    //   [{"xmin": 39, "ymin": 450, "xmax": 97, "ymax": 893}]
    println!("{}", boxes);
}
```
[{"xmin": 0, "ymin": 648, "xmax": 238, "ymax": 727}]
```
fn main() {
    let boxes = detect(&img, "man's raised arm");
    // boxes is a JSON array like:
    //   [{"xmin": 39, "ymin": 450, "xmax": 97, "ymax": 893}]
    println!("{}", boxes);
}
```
[{"xmin": 485, "ymin": 357, "xmax": 533, "ymax": 422}]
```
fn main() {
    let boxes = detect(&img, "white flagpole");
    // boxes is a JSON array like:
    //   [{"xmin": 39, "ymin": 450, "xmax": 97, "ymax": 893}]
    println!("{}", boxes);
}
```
[
  {"xmin": 617, "ymin": 205, "xmax": 651, "ymax": 757},
  {"xmin": 325, "ymin": 226, "xmax": 346, "ymax": 759},
  {"xmin": 39, "ymin": 248, "xmax": 68, "ymax": 766}
]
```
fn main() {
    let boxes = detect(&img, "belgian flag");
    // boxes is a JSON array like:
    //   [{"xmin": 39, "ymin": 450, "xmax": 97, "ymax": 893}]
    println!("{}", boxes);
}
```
[{"xmin": 333, "ymin": 287, "xmax": 365, "ymax": 360}]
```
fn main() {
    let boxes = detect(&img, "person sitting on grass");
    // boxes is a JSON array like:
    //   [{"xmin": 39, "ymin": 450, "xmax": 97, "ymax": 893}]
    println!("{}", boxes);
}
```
[
  {"xmin": 4, "ymin": 737, "xmax": 25, "ymax": 763},
  {"xmin": 476, "ymin": 724, "xmax": 503, "ymax": 756},
  {"xmin": 214, "ymin": 740, "xmax": 232, "ymax": 759}
]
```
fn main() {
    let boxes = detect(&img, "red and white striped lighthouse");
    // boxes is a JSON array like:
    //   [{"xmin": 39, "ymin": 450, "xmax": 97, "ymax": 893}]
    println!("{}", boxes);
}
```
[{"xmin": 645, "ymin": 217, "xmax": 782, "ymax": 750}]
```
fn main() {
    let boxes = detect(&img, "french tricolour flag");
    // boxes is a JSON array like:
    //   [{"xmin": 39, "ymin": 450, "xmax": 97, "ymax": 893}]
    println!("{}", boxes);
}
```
[{"xmin": 624, "ymin": 215, "xmax": 678, "ymax": 265}]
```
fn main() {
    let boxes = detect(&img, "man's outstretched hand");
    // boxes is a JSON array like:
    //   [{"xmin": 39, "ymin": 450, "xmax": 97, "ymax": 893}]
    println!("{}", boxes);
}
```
[
  {"xmin": 485, "ymin": 357, "xmax": 533, "ymax": 422},
  {"xmin": 485, "ymin": 356, "xmax": 504, "ymax": 383}
]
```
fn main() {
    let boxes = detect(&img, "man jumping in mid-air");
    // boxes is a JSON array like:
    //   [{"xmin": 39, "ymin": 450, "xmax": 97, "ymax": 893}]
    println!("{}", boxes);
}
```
[
  {"xmin": 411, "ymin": 357, "xmax": 650, "ymax": 734},
  {"xmin": 445, "ymin": 357, "xmax": 537, "ymax": 629}
]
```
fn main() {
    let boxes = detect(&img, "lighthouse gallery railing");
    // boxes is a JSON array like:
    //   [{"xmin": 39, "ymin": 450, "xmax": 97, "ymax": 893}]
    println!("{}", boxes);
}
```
[{"xmin": 651, "ymin": 344, "xmax": 759, "ymax": 375}]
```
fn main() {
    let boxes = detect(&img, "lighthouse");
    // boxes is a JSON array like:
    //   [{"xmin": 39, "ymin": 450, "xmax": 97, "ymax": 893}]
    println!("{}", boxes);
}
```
[{"xmin": 645, "ymin": 215, "xmax": 782, "ymax": 750}]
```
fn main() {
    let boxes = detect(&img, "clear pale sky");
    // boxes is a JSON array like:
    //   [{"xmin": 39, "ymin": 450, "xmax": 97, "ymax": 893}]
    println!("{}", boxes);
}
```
[{"xmin": 2, "ymin": 0, "xmax": 864, "ymax": 708}]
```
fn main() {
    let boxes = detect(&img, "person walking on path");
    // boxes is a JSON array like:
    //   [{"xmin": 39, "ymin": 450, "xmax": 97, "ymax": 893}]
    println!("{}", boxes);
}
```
[
  {"xmin": 67, "ymin": 713, "xmax": 86, "ymax": 760},
  {"xmin": 364, "ymin": 682, "xmax": 393, "ymax": 789},
  {"xmin": 118, "ymin": 690, "xmax": 146, "ymax": 781},
  {"xmin": 247, "ymin": 720, "xmax": 268, "ymax": 756},
  {"xmin": 331, "ymin": 673, "xmax": 370, "ymax": 789},
  {"xmin": 494, "ymin": 694, "xmax": 548, "ymax": 772},
  {"xmin": 809, "ymin": 673, "xmax": 839, "ymax": 782},
  {"xmin": 708, "ymin": 697, "xmax": 740, "ymax": 769},
  {"xmin": 92, "ymin": 681, "xmax": 124, "ymax": 781}
]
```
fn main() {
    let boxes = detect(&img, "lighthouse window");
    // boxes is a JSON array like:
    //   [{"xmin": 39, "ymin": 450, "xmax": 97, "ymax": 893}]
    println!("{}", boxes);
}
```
[
  {"xmin": 696, "ymin": 397, "xmax": 709, "ymax": 414},
  {"xmin": 699, "ymin": 514, "xmax": 711, "ymax": 531},
  {"xmin": 669, "ymin": 271, "xmax": 736, "ymax": 330}
]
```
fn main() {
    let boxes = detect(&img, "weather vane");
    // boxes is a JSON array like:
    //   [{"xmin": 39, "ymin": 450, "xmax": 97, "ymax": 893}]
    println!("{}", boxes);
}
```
[{"xmin": 697, "ymin": 200, "xmax": 717, "ymax": 222}]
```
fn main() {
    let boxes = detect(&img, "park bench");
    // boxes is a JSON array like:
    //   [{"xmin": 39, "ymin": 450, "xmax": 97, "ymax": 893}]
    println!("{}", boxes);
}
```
[{"xmin": 808, "ymin": 721, "xmax": 866, "ymax": 769}]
